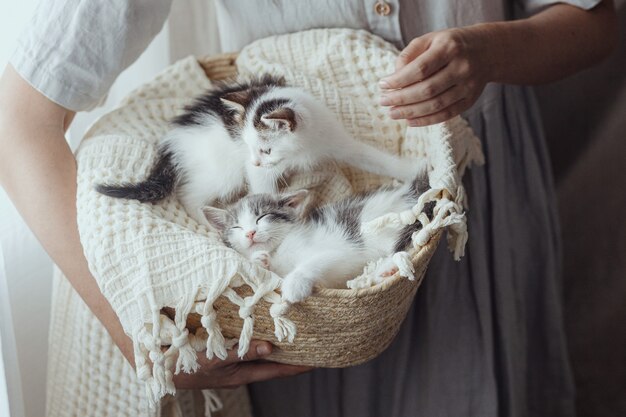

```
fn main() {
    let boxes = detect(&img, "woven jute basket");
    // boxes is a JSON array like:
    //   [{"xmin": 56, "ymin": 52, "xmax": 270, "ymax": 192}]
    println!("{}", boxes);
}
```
[{"xmin": 164, "ymin": 53, "xmax": 442, "ymax": 368}]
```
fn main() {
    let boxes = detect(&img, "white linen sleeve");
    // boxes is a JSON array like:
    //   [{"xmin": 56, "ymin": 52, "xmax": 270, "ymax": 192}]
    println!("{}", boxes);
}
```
[
  {"xmin": 517, "ymin": 0, "xmax": 603, "ymax": 14},
  {"xmin": 9, "ymin": 0, "xmax": 172, "ymax": 111}
]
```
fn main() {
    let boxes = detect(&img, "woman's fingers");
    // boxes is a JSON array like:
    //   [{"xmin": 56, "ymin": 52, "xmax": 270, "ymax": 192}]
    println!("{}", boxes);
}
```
[
  {"xmin": 225, "ymin": 362, "xmax": 314, "ymax": 388},
  {"xmin": 387, "ymin": 85, "xmax": 462, "ymax": 120},
  {"xmin": 380, "ymin": 28, "xmax": 490, "ymax": 125},
  {"xmin": 188, "ymin": 340, "xmax": 272, "ymax": 370},
  {"xmin": 173, "ymin": 340, "xmax": 314, "ymax": 389},
  {"xmin": 235, "ymin": 340, "xmax": 273, "ymax": 362},
  {"xmin": 382, "ymin": 45, "xmax": 449, "ymax": 90},
  {"xmin": 395, "ymin": 36, "xmax": 431, "ymax": 71},
  {"xmin": 201, "ymin": 340, "xmax": 273, "ymax": 365},
  {"xmin": 381, "ymin": 66, "xmax": 456, "ymax": 107}
]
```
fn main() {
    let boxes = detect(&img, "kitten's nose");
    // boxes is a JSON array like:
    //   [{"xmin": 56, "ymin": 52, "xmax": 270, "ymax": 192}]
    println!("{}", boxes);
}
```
[
  {"xmin": 253, "ymin": 159, "xmax": 261, "ymax": 167},
  {"xmin": 246, "ymin": 230, "xmax": 256, "ymax": 240}
]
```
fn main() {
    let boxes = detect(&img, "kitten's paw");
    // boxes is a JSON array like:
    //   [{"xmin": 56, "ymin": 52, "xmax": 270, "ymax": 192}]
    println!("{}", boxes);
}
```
[
  {"xmin": 280, "ymin": 275, "xmax": 314, "ymax": 304},
  {"xmin": 373, "ymin": 257, "xmax": 399, "ymax": 284},
  {"xmin": 250, "ymin": 250, "xmax": 271, "ymax": 269},
  {"xmin": 379, "ymin": 266, "xmax": 399, "ymax": 278}
]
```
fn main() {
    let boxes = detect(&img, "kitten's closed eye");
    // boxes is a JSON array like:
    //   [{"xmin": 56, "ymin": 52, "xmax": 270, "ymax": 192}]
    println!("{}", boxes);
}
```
[
  {"xmin": 256, "ymin": 214, "xmax": 270, "ymax": 223},
  {"xmin": 256, "ymin": 212, "xmax": 280, "ymax": 223}
]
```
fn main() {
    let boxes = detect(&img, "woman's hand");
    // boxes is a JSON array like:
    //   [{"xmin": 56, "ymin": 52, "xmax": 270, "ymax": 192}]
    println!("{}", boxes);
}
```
[
  {"xmin": 379, "ymin": 27, "xmax": 491, "ymax": 127},
  {"xmin": 173, "ymin": 340, "xmax": 313, "ymax": 389},
  {"xmin": 379, "ymin": 0, "xmax": 618, "ymax": 127}
]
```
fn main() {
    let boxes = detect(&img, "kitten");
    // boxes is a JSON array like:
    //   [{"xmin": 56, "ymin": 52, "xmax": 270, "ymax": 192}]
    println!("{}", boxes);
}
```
[
  {"xmin": 96, "ymin": 75, "xmax": 426, "ymax": 223},
  {"xmin": 203, "ymin": 176, "xmax": 430, "ymax": 303}
]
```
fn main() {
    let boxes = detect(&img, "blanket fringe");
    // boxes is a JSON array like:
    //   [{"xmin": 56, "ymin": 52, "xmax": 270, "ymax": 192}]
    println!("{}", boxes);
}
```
[
  {"xmin": 267, "ymin": 297, "xmax": 296, "ymax": 343},
  {"xmin": 173, "ymin": 294, "xmax": 200, "ymax": 374},
  {"xmin": 202, "ymin": 389, "xmax": 224, "ymax": 417},
  {"xmin": 200, "ymin": 308, "xmax": 228, "ymax": 360},
  {"xmin": 130, "ymin": 264, "xmax": 296, "ymax": 409}
]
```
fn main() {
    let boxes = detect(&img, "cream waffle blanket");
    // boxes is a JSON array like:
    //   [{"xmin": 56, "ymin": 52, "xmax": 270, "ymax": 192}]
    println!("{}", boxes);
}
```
[{"xmin": 75, "ymin": 29, "xmax": 484, "ymax": 412}]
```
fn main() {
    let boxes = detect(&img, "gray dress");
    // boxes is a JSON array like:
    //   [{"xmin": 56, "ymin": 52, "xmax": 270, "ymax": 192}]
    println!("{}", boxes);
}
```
[{"xmin": 212, "ymin": 1, "xmax": 598, "ymax": 416}]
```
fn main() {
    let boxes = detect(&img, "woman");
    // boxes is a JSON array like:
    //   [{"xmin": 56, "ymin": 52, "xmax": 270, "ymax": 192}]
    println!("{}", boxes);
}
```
[{"xmin": 0, "ymin": 1, "xmax": 617, "ymax": 416}]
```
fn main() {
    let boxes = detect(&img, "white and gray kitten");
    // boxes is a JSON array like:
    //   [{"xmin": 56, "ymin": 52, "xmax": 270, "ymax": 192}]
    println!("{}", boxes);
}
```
[
  {"xmin": 203, "ymin": 176, "xmax": 430, "ymax": 303},
  {"xmin": 97, "ymin": 75, "xmax": 426, "ymax": 223}
]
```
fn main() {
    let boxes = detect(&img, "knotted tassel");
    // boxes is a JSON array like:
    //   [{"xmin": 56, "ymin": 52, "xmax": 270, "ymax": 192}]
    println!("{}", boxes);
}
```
[
  {"xmin": 170, "ymin": 294, "xmax": 198, "ymax": 374},
  {"xmin": 146, "ymin": 379, "xmax": 162, "ymax": 406},
  {"xmin": 200, "ymin": 309, "xmax": 227, "ymax": 360},
  {"xmin": 188, "ymin": 328, "xmax": 208, "ymax": 351},
  {"xmin": 172, "ymin": 328, "xmax": 198, "ymax": 374},
  {"xmin": 361, "ymin": 212, "xmax": 403, "ymax": 234},
  {"xmin": 149, "ymin": 349, "xmax": 169, "ymax": 398},
  {"xmin": 133, "ymin": 331, "xmax": 152, "ymax": 382},
  {"xmin": 237, "ymin": 301, "xmax": 255, "ymax": 358},
  {"xmin": 392, "ymin": 251, "xmax": 415, "ymax": 280},
  {"xmin": 163, "ymin": 353, "xmax": 177, "ymax": 395},
  {"xmin": 362, "ymin": 187, "xmax": 441, "ymax": 235},
  {"xmin": 269, "ymin": 301, "xmax": 296, "ymax": 342},
  {"xmin": 201, "ymin": 389, "xmax": 223, "ymax": 417},
  {"xmin": 446, "ymin": 214, "xmax": 468, "ymax": 260}
]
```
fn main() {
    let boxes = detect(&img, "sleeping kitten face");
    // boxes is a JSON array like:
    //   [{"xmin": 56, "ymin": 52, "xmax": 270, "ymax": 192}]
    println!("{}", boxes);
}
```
[{"xmin": 203, "ymin": 190, "xmax": 309, "ymax": 255}]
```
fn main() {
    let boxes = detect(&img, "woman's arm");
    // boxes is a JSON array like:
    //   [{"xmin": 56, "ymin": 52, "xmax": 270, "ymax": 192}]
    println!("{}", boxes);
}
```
[
  {"xmin": 0, "ymin": 65, "xmax": 309, "ymax": 387},
  {"xmin": 379, "ymin": 0, "xmax": 619, "ymax": 126}
]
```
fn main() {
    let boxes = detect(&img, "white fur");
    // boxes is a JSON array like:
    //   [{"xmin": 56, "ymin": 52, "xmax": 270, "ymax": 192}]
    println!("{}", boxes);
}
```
[
  {"xmin": 170, "ymin": 85, "xmax": 426, "ymax": 224},
  {"xmin": 276, "ymin": 185, "xmax": 419, "ymax": 302},
  {"xmin": 358, "ymin": 185, "xmax": 417, "ymax": 255},
  {"xmin": 214, "ymin": 183, "xmax": 420, "ymax": 303},
  {"xmin": 272, "ymin": 222, "xmax": 369, "ymax": 302},
  {"xmin": 242, "ymin": 87, "xmax": 428, "ymax": 181},
  {"xmin": 163, "ymin": 119, "xmax": 248, "ymax": 223}
]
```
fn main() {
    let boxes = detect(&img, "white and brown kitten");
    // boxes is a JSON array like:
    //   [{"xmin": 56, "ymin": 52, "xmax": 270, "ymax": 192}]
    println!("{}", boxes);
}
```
[
  {"xmin": 97, "ymin": 75, "xmax": 426, "ymax": 223},
  {"xmin": 203, "ymin": 176, "xmax": 431, "ymax": 303}
]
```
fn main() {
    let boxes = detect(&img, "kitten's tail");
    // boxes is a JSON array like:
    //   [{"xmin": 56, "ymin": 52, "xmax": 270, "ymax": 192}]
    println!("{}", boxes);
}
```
[
  {"xmin": 409, "ymin": 171, "xmax": 430, "ymax": 196},
  {"xmin": 95, "ymin": 148, "xmax": 178, "ymax": 203}
]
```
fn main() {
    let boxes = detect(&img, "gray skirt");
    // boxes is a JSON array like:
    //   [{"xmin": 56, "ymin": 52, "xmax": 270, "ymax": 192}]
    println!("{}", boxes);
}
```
[{"xmin": 248, "ymin": 83, "xmax": 574, "ymax": 417}]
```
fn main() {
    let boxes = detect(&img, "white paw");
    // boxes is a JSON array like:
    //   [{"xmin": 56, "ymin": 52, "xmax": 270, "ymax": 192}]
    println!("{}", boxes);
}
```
[
  {"xmin": 250, "ymin": 250, "xmax": 271, "ymax": 269},
  {"xmin": 373, "ymin": 257, "xmax": 399, "ymax": 284},
  {"xmin": 379, "ymin": 265, "xmax": 399, "ymax": 278},
  {"xmin": 280, "ymin": 275, "xmax": 314, "ymax": 304}
]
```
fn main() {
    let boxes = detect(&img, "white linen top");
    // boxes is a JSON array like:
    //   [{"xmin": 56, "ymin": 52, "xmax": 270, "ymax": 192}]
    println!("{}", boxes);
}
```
[{"xmin": 10, "ymin": 0, "xmax": 600, "ymax": 111}]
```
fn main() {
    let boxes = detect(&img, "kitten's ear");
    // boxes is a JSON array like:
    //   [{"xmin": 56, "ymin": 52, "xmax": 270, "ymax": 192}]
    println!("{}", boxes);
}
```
[
  {"xmin": 279, "ymin": 189, "xmax": 310, "ymax": 216},
  {"xmin": 261, "ymin": 108, "xmax": 297, "ymax": 132},
  {"xmin": 202, "ymin": 206, "xmax": 233, "ymax": 232},
  {"xmin": 220, "ymin": 90, "xmax": 252, "ymax": 115}
]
